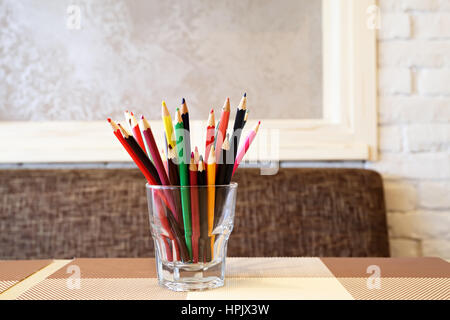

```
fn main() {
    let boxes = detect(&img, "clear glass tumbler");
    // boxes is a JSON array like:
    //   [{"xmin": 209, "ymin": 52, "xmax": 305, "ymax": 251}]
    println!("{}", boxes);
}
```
[{"xmin": 146, "ymin": 183, "xmax": 238, "ymax": 291}]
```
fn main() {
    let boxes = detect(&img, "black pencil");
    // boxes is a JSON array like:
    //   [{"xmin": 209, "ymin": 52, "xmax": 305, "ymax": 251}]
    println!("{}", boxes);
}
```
[
  {"xmin": 181, "ymin": 98, "xmax": 191, "ymax": 166},
  {"xmin": 216, "ymin": 134, "xmax": 230, "ymax": 185},
  {"xmin": 226, "ymin": 93, "xmax": 246, "ymax": 182},
  {"xmin": 167, "ymin": 145, "xmax": 180, "ymax": 186},
  {"xmin": 197, "ymin": 156, "xmax": 210, "ymax": 262},
  {"xmin": 118, "ymin": 123, "xmax": 161, "ymax": 185}
]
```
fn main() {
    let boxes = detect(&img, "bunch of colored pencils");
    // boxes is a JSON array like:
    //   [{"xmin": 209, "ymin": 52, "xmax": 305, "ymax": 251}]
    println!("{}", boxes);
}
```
[{"xmin": 107, "ymin": 93, "xmax": 260, "ymax": 263}]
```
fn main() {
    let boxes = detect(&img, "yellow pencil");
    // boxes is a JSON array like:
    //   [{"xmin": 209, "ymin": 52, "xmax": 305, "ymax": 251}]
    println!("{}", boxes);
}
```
[
  {"xmin": 162, "ymin": 101, "xmax": 176, "ymax": 149},
  {"xmin": 206, "ymin": 145, "xmax": 216, "ymax": 258}
]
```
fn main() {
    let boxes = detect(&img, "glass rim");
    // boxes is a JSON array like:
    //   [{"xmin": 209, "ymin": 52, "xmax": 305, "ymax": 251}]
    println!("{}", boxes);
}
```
[{"xmin": 145, "ymin": 182, "xmax": 238, "ymax": 190}]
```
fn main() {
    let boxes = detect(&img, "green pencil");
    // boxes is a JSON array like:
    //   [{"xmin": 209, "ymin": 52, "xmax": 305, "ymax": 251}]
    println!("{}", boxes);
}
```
[{"xmin": 175, "ymin": 108, "xmax": 192, "ymax": 260}]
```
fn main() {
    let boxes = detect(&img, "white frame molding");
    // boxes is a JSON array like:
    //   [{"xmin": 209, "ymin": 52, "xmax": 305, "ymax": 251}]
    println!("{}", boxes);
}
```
[{"xmin": 0, "ymin": 0, "xmax": 377, "ymax": 163}]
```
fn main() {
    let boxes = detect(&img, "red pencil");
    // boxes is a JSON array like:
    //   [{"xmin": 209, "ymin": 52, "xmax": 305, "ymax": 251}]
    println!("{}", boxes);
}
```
[
  {"xmin": 117, "ymin": 123, "xmax": 160, "ymax": 185},
  {"xmin": 189, "ymin": 152, "xmax": 200, "ymax": 263},
  {"xmin": 129, "ymin": 112, "xmax": 146, "ymax": 152},
  {"xmin": 215, "ymin": 97, "xmax": 230, "ymax": 160},
  {"xmin": 204, "ymin": 109, "xmax": 215, "ymax": 164},
  {"xmin": 108, "ymin": 118, "xmax": 155, "ymax": 184},
  {"xmin": 109, "ymin": 118, "xmax": 176, "ymax": 259},
  {"xmin": 139, "ymin": 115, "xmax": 170, "ymax": 186}
]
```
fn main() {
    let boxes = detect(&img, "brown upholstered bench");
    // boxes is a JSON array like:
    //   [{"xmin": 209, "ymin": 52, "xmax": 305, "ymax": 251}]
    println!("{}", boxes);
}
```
[{"xmin": 0, "ymin": 168, "xmax": 389, "ymax": 259}]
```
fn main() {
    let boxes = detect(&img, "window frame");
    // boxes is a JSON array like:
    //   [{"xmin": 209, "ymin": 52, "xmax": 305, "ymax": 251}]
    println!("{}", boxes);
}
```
[{"xmin": 0, "ymin": 0, "xmax": 377, "ymax": 163}]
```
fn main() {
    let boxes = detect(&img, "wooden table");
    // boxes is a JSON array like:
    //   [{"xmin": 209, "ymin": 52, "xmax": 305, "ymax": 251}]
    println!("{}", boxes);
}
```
[{"xmin": 0, "ymin": 257, "xmax": 449, "ymax": 300}]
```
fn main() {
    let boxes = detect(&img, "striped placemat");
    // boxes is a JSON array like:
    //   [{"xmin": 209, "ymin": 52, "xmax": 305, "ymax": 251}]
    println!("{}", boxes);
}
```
[
  {"xmin": 0, "ymin": 260, "xmax": 52, "ymax": 294},
  {"xmin": 0, "ymin": 258, "xmax": 448, "ymax": 300}
]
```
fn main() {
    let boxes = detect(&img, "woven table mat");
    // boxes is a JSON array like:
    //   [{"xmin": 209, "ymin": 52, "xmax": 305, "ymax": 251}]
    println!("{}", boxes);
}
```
[
  {"xmin": 0, "ymin": 260, "xmax": 52, "ymax": 294},
  {"xmin": 0, "ymin": 257, "xmax": 448, "ymax": 300}
]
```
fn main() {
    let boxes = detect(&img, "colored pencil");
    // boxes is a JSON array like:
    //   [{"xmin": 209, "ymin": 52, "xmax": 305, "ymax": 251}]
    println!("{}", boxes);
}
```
[
  {"xmin": 226, "ymin": 93, "xmax": 247, "ymax": 181},
  {"xmin": 189, "ymin": 153, "xmax": 200, "ymax": 263},
  {"xmin": 204, "ymin": 109, "xmax": 215, "ymax": 164},
  {"xmin": 175, "ymin": 108, "xmax": 192, "ymax": 260},
  {"xmin": 197, "ymin": 156, "xmax": 209, "ymax": 262},
  {"xmin": 181, "ymin": 98, "xmax": 191, "ymax": 166},
  {"xmin": 194, "ymin": 146, "xmax": 200, "ymax": 164},
  {"xmin": 161, "ymin": 148, "xmax": 168, "ymax": 175},
  {"xmin": 242, "ymin": 110, "xmax": 249, "ymax": 129},
  {"xmin": 214, "ymin": 119, "xmax": 220, "ymax": 149},
  {"xmin": 231, "ymin": 93, "xmax": 247, "ymax": 158},
  {"xmin": 215, "ymin": 97, "xmax": 230, "ymax": 160},
  {"xmin": 232, "ymin": 121, "xmax": 261, "ymax": 177},
  {"xmin": 167, "ymin": 145, "xmax": 180, "ymax": 186},
  {"xmin": 117, "ymin": 123, "xmax": 161, "ymax": 185},
  {"xmin": 206, "ymin": 145, "xmax": 216, "ymax": 257},
  {"xmin": 216, "ymin": 134, "xmax": 230, "ymax": 185},
  {"xmin": 139, "ymin": 115, "xmax": 170, "ymax": 186},
  {"xmin": 140, "ymin": 115, "xmax": 179, "ymax": 217},
  {"xmin": 109, "ymin": 119, "xmax": 180, "ymax": 260},
  {"xmin": 162, "ymin": 101, "xmax": 176, "ymax": 149},
  {"xmin": 124, "ymin": 110, "xmax": 132, "ymax": 132},
  {"xmin": 108, "ymin": 119, "xmax": 154, "ymax": 184},
  {"xmin": 129, "ymin": 112, "xmax": 146, "ymax": 153},
  {"xmin": 214, "ymin": 134, "xmax": 230, "ymax": 234}
]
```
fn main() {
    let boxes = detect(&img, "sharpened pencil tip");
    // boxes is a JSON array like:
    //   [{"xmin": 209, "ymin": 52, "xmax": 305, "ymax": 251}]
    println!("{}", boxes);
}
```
[
  {"xmin": 210, "ymin": 108, "xmax": 214, "ymax": 113},
  {"xmin": 130, "ymin": 111, "xmax": 134, "ymax": 116},
  {"xmin": 243, "ymin": 92, "xmax": 246, "ymax": 97},
  {"xmin": 162, "ymin": 101, "xmax": 166, "ymax": 107},
  {"xmin": 107, "ymin": 118, "xmax": 111, "ymax": 122},
  {"xmin": 191, "ymin": 152, "xmax": 194, "ymax": 158},
  {"xmin": 181, "ymin": 98, "xmax": 185, "ymax": 104},
  {"xmin": 141, "ymin": 115, "xmax": 145, "ymax": 120}
]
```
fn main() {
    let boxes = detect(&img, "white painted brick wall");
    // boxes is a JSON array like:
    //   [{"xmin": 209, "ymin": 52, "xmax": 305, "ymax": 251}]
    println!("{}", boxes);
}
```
[
  {"xmin": 379, "ymin": 13, "xmax": 411, "ymax": 39},
  {"xmin": 405, "ymin": 124, "xmax": 450, "ymax": 152},
  {"xmin": 413, "ymin": 13, "xmax": 450, "ymax": 38},
  {"xmin": 417, "ymin": 69, "xmax": 450, "ymax": 95},
  {"xmin": 368, "ymin": 0, "xmax": 450, "ymax": 259},
  {"xmin": 418, "ymin": 182, "xmax": 450, "ymax": 208},
  {"xmin": 379, "ymin": 69, "xmax": 412, "ymax": 94},
  {"xmin": 379, "ymin": 126, "xmax": 403, "ymax": 152}
]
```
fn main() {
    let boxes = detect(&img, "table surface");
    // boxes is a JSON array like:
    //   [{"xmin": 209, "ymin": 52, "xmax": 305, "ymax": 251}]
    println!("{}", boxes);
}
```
[{"xmin": 0, "ymin": 257, "xmax": 449, "ymax": 300}]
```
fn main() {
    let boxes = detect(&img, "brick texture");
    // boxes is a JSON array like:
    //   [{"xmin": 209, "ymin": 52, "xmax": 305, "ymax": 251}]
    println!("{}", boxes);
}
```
[{"xmin": 369, "ymin": 1, "xmax": 450, "ymax": 259}]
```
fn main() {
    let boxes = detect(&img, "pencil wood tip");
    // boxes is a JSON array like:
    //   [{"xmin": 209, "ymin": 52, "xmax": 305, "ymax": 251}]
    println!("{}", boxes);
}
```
[
  {"xmin": 162, "ymin": 101, "xmax": 170, "ymax": 116},
  {"xmin": 238, "ymin": 93, "xmax": 247, "ymax": 110},
  {"xmin": 255, "ymin": 121, "xmax": 261, "ymax": 133},
  {"xmin": 208, "ymin": 145, "xmax": 216, "ymax": 164},
  {"xmin": 176, "ymin": 108, "xmax": 182, "ymax": 123},
  {"xmin": 223, "ymin": 97, "xmax": 231, "ymax": 111}
]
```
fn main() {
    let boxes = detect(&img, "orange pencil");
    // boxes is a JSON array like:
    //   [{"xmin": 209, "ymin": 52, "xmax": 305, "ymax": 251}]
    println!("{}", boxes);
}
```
[{"xmin": 206, "ymin": 145, "xmax": 216, "ymax": 257}]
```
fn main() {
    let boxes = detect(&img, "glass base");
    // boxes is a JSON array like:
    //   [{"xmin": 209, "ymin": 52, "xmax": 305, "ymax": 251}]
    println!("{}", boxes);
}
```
[{"xmin": 157, "ymin": 259, "xmax": 225, "ymax": 292}]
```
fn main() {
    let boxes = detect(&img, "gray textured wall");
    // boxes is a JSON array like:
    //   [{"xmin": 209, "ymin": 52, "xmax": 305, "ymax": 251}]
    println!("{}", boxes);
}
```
[{"xmin": 0, "ymin": 0, "xmax": 322, "ymax": 121}]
